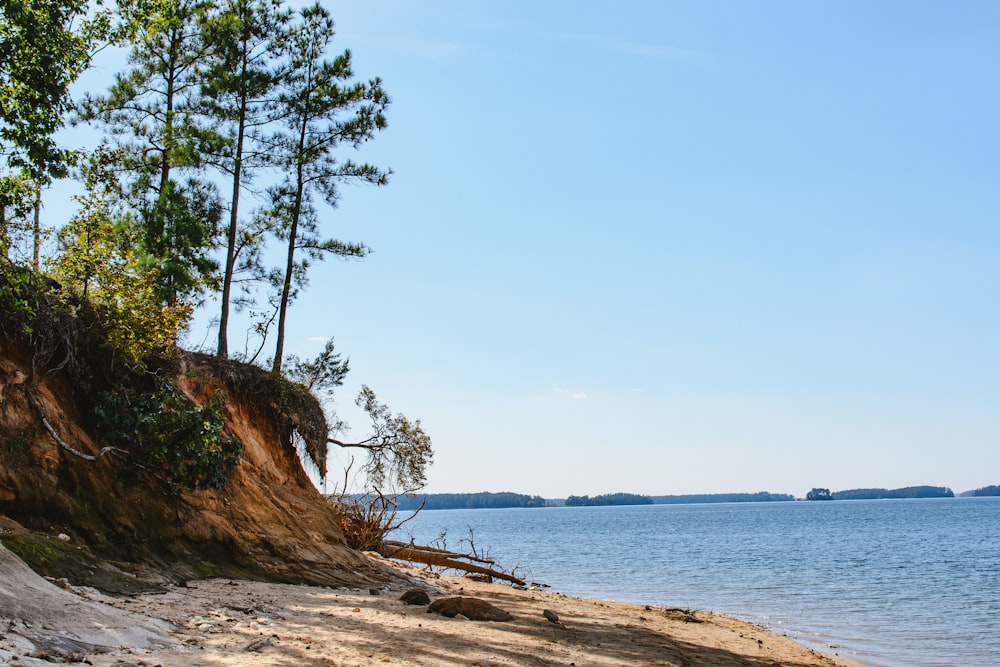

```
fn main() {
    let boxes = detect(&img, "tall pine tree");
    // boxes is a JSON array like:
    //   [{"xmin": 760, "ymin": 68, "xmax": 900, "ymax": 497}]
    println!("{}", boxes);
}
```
[
  {"xmin": 267, "ymin": 2, "xmax": 389, "ymax": 374},
  {"xmin": 79, "ymin": 0, "xmax": 221, "ymax": 307},
  {"xmin": 199, "ymin": 0, "xmax": 289, "ymax": 358}
]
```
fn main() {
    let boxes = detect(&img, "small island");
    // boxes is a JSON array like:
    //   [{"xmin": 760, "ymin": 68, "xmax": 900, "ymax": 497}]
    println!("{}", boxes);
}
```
[
  {"xmin": 392, "ymin": 492, "xmax": 548, "ymax": 511},
  {"xmin": 960, "ymin": 485, "xmax": 1000, "ymax": 497},
  {"xmin": 805, "ymin": 486, "xmax": 955, "ymax": 501},
  {"xmin": 565, "ymin": 492, "xmax": 654, "ymax": 507}
]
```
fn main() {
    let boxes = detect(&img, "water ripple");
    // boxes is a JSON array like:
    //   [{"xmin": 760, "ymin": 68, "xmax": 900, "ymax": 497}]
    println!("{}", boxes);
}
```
[{"xmin": 393, "ymin": 497, "xmax": 1000, "ymax": 667}]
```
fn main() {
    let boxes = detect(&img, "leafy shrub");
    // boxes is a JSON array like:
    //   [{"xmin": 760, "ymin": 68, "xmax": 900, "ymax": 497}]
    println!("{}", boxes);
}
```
[
  {"xmin": 94, "ymin": 381, "xmax": 244, "ymax": 492},
  {"xmin": 0, "ymin": 261, "xmax": 36, "ymax": 337},
  {"xmin": 50, "ymin": 189, "xmax": 192, "ymax": 371}
]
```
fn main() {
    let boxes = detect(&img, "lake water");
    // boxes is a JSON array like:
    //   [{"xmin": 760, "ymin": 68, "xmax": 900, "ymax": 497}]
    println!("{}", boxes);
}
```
[{"xmin": 389, "ymin": 497, "xmax": 1000, "ymax": 667}]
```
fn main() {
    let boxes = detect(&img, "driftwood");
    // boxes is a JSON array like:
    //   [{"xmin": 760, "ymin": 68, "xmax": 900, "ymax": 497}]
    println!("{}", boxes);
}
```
[
  {"xmin": 379, "ymin": 540, "xmax": 526, "ymax": 586},
  {"xmin": 385, "ymin": 539, "xmax": 497, "ymax": 566}
]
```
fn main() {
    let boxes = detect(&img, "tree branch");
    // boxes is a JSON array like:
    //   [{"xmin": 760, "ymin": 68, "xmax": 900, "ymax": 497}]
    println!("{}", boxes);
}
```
[{"xmin": 328, "ymin": 436, "xmax": 377, "ymax": 450}]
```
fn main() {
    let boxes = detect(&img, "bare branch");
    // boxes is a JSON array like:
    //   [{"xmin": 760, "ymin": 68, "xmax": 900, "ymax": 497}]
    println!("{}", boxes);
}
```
[{"xmin": 327, "ymin": 436, "xmax": 377, "ymax": 449}]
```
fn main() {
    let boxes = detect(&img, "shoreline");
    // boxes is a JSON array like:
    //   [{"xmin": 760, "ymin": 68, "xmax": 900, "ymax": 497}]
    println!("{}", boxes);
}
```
[{"xmin": 8, "ymin": 557, "xmax": 870, "ymax": 667}]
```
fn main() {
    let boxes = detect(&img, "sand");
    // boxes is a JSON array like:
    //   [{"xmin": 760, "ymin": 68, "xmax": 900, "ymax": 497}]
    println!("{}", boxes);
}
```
[{"xmin": 0, "ymin": 550, "xmax": 870, "ymax": 667}]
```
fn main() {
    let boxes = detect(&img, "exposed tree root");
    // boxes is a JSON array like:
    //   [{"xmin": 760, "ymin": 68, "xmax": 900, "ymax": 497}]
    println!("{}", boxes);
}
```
[{"xmin": 24, "ymin": 386, "xmax": 124, "ymax": 462}]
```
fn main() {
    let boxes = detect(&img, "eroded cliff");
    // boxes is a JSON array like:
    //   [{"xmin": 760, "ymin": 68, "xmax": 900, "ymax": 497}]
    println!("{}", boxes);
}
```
[{"xmin": 0, "ymin": 334, "xmax": 392, "ymax": 589}]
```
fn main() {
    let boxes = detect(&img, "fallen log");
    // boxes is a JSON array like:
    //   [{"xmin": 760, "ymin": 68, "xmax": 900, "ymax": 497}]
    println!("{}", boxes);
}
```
[
  {"xmin": 381, "ymin": 539, "xmax": 497, "ymax": 566},
  {"xmin": 378, "ymin": 540, "xmax": 526, "ymax": 587}
]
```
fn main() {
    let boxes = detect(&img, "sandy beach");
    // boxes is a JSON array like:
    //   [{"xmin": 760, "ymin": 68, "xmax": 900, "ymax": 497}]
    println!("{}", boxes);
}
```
[{"xmin": 1, "ymin": 552, "xmax": 869, "ymax": 667}]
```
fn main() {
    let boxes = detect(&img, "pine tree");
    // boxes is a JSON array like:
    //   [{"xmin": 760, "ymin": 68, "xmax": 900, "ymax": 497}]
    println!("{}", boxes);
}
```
[
  {"xmin": 78, "ymin": 0, "xmax": 220, "ymax": 307},
  {"xmin": 267, "ymin": 3, "xmax": 389, "ymax": 374},
  {"xmin": 199, "ymin": 0, "xmax": 290, "ymax": 357}
]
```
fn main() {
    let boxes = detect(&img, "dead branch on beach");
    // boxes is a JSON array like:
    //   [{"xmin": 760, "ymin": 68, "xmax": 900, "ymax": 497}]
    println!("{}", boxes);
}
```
[{"xmin": 378, "ymin": 539, "xmax": 527, "ymax": 587}]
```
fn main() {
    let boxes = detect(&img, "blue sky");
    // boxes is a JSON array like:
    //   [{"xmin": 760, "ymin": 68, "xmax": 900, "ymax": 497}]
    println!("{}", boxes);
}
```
[{"xmin": 69, "ymin": 1, "xmax": 999, "ymax": 497}]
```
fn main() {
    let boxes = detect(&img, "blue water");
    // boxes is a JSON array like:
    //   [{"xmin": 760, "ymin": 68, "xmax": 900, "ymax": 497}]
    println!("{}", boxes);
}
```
[{"xmin": 389, "ymin": 497, "xmax": 1000, "ymax": 667}]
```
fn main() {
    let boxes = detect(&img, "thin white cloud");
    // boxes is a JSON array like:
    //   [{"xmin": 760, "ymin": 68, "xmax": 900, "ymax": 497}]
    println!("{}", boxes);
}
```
[
  {"xmin": 553, "ymin": 388, "xmax": 588, "ymax": 400},
  {"xmin": 307, "ymin": 336, "xmax": 328, "ymax": 343},
  {"xmin": 554, "ymin": 31, "xmax": 719, "ymax": 68},
  {"xmin": 371, "ymin": 38, "xmax": 466, "ymax": 59}
]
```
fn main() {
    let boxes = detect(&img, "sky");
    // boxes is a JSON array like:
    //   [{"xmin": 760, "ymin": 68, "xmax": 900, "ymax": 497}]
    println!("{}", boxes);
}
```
[{"xmin": 62, "ymin": 1, "xmax": 1000, "ymax": 498}]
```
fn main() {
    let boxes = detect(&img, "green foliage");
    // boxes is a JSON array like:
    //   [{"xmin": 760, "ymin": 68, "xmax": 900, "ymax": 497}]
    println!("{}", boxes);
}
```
[
  {"xmin": 393, "ymin": 492, "xmax": 547, "ymax": 512},
  {"xmin": 78, "ymin": 0, "xmax": 223, "ymax": 307},
  {"xmin": 0, "ymin": 0, "xmax": 94, "ymax": 180},
  {"xmin": 0, "ymin": 257, "xmax": 108, "ymax": 388},
  {"xmin": 77, "ymin": 0, "xmax": 211, "ymax": 182},
  {"xmin": 650, "ymin": 492, "xmax": 796, "ymax": 504},
  {"xmin": 94, "ymin": 380, "xmax": 244, "ymax": 491},
  {"xmin": 964, "ymin": 485, "xmax": 1000, "ymax": 497},
  {"xmin": 189, "ymin": 352, "xmax": 330, "ymax": 475},
  {"xmin": 326, "ymin": 385, "xmax": 433, "ymax": 550},
  {"xmin": 352, "ymin": 385, "xmax": 432, "ymax": 493},
  {"xmin": 49, "ymin": 175, "xmax": 192, "ymax": 369},
  {"xmin": 830, "ymin": 486, "xmax": 954, "ymax": 501},
  {"xmin": 0, "ymin": 260, "xmax": 35, "ymax": 337},
  {"xmin": 0, "ymin": 172, "xmax": 33, "ymax": 257},
  {"xmin": 0, "ymin": 0, "xmax": 105, "ymax": 257},
  {"xmin": 806, "ymin": 488, "xmax": 833, "ymax": 501},
  {"xmin": 138, "ymin": 177, "xmax": 222, "ymax": 306},
  {"xmin": 329, "ymin": 420, "xmax": 433, "ymax": 551},
  {"xmin": 199, "ymin": 0, "xmax": 290, "ymax": 358},
  {"xmin": 565, "ymin": 493, "xmax": 653, "ymax": 507},
  {"xmin": 3, "ymin": 0, "xmax": 426, "ymax": 523},
  {"xmin": 283, "ymin": 338, "xmax": 349, "ymax": 399},
  {"xmin": 268, "ymin": 2, "xmax": 389, "ymax": 373}
]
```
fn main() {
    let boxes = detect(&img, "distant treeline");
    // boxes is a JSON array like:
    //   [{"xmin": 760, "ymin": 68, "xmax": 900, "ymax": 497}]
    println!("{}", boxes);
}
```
[
  {"xmin": 392, "ymin": 492, "xmax": 548, "ymax": 511},
  {"xmin": 565, "ymin": 493, "xmax": 653, "ymax": 507},
  {"xmin": 959, "ymin": 485, "xmax": 1000, "ymax": 497},
  {"xmin": 385, "ymin": 485, "xmax": 981, "ymax": 511},
  {"xmin": 818, "ymin": 486, "xmax": 955, "ymax": 501},
  {"xmin": 651, "ymin": 492, "xmax": 795, "ymax": 504},
  {"xmin": 390, "ymin": 491, "xmax": 793, "ymax": 510}
]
